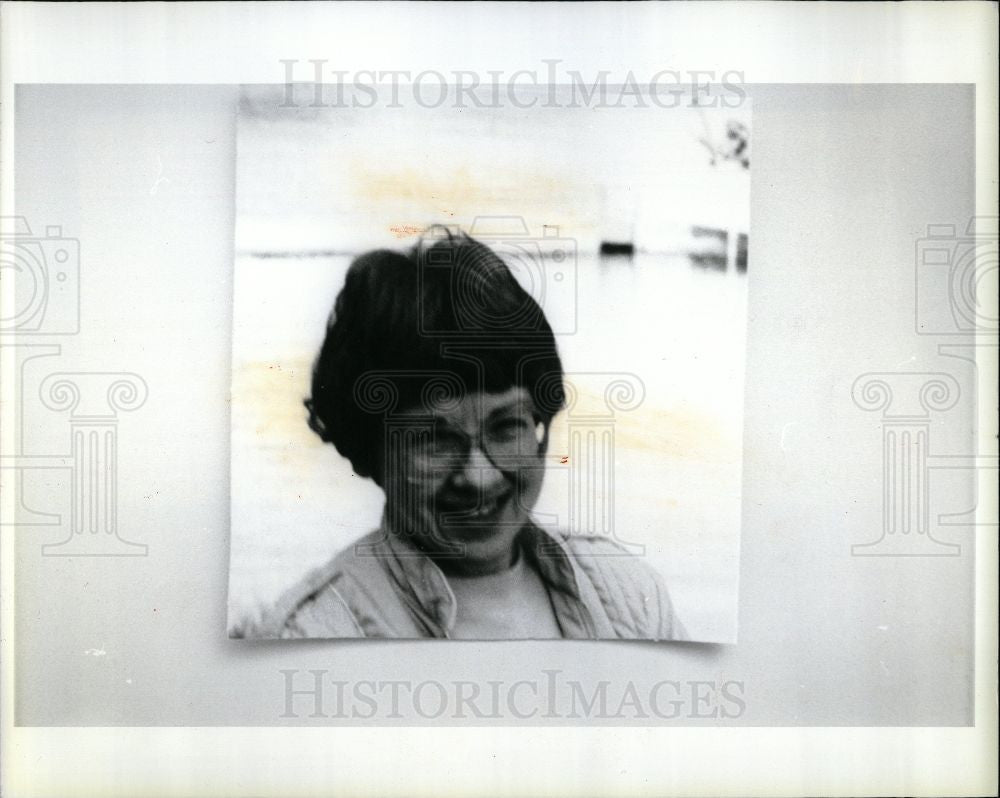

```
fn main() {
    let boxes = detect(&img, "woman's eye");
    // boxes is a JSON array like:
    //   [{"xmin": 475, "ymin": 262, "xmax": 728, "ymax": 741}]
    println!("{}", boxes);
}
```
[
  {"xmin": 490, "ymin": 419, "xmax": 528, "ymax": 441},
  {"xmin": 430, "ymin": 431, "xmax": 465, "ymax": 455}
]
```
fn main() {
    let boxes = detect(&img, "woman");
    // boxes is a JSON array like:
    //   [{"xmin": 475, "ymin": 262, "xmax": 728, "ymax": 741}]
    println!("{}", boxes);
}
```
[{"xmin": 258, "ymin": 229, "xmax": 685, "ymax": 640}]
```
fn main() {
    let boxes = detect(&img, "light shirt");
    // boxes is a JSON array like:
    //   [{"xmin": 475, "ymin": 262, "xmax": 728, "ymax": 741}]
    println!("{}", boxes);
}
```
[{"xmin": 445, "ymin": 549, "xmax": 563, "ymax": 640}]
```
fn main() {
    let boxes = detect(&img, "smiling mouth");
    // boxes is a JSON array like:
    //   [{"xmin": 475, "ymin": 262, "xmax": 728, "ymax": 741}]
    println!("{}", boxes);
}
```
[
  {"xmin": 440, "ymin": 490, "xmax": 511, "ymax": 522},
  {"xmin": 471, "ymin": 495, "xmax": 504, "ymax": 518}
]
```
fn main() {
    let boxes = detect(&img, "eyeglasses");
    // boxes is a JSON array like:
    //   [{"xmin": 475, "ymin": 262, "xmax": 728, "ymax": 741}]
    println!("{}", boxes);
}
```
[{"xmin": 386, "ymin": 413, "xmax": 545, "ymax": 476}]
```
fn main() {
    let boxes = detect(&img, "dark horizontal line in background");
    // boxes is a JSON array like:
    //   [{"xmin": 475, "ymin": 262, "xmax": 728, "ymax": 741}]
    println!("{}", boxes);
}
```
[
  {"xmin": 237, "ymin": 249, "xmax": 700, "ymax": 260},
  {"xmin": 237, "ymin": 250, "xmax": 359, "ymax": 259}
]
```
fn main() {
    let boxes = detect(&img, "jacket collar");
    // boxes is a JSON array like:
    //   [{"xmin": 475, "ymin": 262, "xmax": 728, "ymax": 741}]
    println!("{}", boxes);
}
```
[{"xmin": 376, "ymin": 514, "xmax": 587, "ymax": 637}]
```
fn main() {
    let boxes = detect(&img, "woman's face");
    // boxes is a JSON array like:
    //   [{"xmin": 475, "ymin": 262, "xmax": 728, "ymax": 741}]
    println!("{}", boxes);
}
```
[{"xmin": 381, "ymin": 386, "xmax": 548, "ymax": 574}]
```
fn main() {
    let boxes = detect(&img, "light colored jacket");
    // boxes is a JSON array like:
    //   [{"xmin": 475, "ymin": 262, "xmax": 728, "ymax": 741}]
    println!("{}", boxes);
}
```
[{"xmin": 255, "ymin": 521, "xmax": 686, "ymax": 640}]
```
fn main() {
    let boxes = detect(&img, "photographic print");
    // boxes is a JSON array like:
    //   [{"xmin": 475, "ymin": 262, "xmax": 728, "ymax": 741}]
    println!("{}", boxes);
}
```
[{"xmin": 227, "ymin": 83, "xmax": 750, "ymax": 642}]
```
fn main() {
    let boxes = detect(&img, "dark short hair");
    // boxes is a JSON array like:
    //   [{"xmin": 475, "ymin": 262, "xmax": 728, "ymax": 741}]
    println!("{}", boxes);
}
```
[{"xmin": 305, "ymin": 229, "xmax": 565, "ymax": 483}]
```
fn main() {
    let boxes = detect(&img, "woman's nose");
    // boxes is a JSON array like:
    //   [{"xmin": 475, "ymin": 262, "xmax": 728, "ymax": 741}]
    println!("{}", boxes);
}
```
[{"xmin": 455, "ymin": 444, "xmax": 504, "ymax": 491}]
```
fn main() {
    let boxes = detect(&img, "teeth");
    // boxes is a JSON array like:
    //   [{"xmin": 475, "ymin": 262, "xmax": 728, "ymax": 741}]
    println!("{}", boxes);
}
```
[
  {"xmin": 474, "ymin": 499, "xmax": 498, "ymax": 517},
  {"xmin": 440, "ymin": 496, "xmax": 506, "ymax": 519}
]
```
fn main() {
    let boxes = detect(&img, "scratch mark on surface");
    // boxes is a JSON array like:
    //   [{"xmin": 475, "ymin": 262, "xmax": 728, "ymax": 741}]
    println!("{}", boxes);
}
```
[
  {"xmin": 150, "ymin": 155, "xmax": 171, "ymax": 196},
  {"xmin": 779, "ymin": 422, "xmax": 799, "ymax": 452}
]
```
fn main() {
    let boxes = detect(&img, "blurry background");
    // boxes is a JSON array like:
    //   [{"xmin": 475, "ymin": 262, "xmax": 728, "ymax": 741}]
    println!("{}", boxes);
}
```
[{"xmin": 230, "ymin": 84, "xmax": 750, "ymax": 642}]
